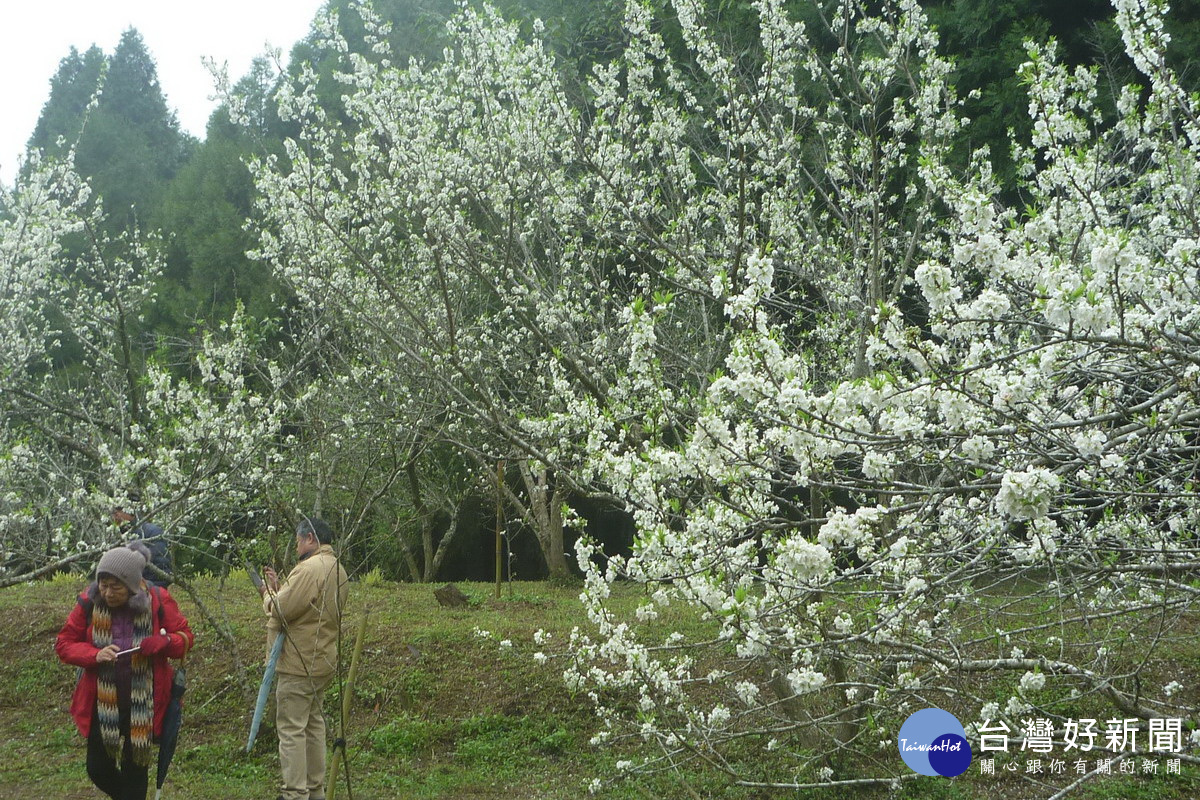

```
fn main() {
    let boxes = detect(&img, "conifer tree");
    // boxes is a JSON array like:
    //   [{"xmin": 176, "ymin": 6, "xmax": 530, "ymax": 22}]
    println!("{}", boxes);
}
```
[
  {"xmin": 27, "ymin": 28, "xmax": 193, "ymax": 236},
  {"xmin": 26, "ymin": 45, "xmax": 106, "ymax": 160}
]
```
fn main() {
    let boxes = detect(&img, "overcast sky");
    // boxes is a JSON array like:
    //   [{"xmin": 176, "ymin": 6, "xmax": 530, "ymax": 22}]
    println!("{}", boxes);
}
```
[{"xmin": 1, "ymin": 0, "xmax": 329, "ymax": 185}]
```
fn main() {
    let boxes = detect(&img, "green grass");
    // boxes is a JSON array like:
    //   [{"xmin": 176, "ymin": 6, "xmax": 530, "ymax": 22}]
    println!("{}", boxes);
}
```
[
  {"xmin": 0, "ymin": 577, "xmax": 745, "ymax": 799},
  {"xmin": 2, "ymin": 574, "xmax": 1199, "ymax": 799}
]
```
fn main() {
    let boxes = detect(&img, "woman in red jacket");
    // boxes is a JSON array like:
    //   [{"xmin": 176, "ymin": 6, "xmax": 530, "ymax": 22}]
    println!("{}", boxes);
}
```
[{"xmin": 56, "ymin": 542, "xmax": 194, "ymax": 800}]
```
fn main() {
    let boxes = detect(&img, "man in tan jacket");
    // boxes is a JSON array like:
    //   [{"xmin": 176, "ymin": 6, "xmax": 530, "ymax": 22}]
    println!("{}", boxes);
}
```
[{"xmin": 260, "ymin": 517, "xmax": 349, "ymax": 800}]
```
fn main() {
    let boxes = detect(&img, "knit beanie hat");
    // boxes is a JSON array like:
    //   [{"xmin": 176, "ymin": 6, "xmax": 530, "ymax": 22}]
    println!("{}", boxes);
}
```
[{"xmin": 96, "ymin": 541, "xmax": 151, "ymax": 593}]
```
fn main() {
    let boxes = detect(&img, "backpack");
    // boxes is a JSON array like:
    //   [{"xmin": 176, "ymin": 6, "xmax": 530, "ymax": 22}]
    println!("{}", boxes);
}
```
[{"xmin": 131, "ymin": 524, "xmax": 173, "ymax": 587}]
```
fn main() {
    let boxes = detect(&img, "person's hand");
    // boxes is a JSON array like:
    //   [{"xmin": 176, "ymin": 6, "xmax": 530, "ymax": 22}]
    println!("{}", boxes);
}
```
[
  {"xmin": 95, "ymin": 644, "xmax": 120, "ymax": 664},
  {"xmin": 138, "ymin": 634, "xmax": 171, "ymax": 656},
  {"xmin": 263, "ymin": 566, "xmax": 280, "ymax": 594}
]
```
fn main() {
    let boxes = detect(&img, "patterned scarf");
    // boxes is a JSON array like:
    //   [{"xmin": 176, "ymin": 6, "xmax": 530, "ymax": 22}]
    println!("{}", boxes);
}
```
[{"xmin": 91, "ymin": 593, "xmax": 154, "ymax": 767}]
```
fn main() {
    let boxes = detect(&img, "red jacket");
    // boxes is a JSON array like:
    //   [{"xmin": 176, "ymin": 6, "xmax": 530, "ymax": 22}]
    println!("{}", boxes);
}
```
[{"xmin": 55, "ymin": 584, "xmax": 195, "ymax": 739}]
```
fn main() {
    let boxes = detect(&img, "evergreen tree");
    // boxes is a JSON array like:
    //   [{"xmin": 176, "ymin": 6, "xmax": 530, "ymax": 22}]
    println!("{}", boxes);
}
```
[
  {"xmin": 26, "ymin": 46, "xmax": 106, "ymax": 160},
  {"xmin": 92, "ymin": 29, "xmax": 193, "ymax": 232},
  {"xmin": 104, "ymin": 28, "xmax": 181, "ymax": 146},
  {"xmin": 27, "ymin": 28, "xmax": 193, "ymax": 235},
  {"xmin": 152, "ymin": 59, "xmax": 289, "ymax": 331}
]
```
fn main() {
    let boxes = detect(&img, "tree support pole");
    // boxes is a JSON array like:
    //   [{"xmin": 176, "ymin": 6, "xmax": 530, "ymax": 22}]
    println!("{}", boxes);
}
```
[
  {"xmin": 495, "ymin": 459, "xmax": 505, "ymax": 599},
  {"xmin": 327, "ymin": 612, "xmax": 368, "ymax": 800}
]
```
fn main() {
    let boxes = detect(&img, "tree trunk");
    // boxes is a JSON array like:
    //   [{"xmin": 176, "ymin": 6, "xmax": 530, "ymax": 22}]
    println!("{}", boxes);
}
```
[
  {"xmin": 515, "ymin": 461, "xmax": 570, "ymax": 579},
  {"xmin": 396, "ymin": 521, "xmax": 421, "ymax": 582},
  {"xmin": 423, "ymin": 503, "xmax": 459, "ymax": 583}
]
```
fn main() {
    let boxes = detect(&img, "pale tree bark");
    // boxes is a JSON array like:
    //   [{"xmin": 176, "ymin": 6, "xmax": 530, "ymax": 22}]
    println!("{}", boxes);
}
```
[
  {"xmin": 505, "ymin": 460, "xmax": 570, "ymax": 580},
  {"xmin": 422, "ymin": 503, "xmax": 461, "ymax": 582}
]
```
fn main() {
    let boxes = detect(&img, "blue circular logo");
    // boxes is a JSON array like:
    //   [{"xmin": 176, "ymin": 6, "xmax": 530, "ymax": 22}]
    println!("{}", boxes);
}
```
[{"xmin": 897, "ymin": 708, "xmax": 972, "ymax": 777}]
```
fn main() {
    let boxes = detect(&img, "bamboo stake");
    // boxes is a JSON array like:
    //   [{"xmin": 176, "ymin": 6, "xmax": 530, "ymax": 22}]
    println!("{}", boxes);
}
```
[
  {"xmin": 495, "ymin": 459, "xmax": 505, "ymax": 599},
  {"xmin": 327, "ymin": 612, "xmax": 368, "ymax": 800}
]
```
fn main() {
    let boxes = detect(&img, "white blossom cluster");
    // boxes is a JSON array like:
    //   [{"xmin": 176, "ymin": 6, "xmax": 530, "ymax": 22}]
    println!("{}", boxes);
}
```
[{"xmin": 549, "ymin": 0, "xmax": 1200, "ymax": 785}]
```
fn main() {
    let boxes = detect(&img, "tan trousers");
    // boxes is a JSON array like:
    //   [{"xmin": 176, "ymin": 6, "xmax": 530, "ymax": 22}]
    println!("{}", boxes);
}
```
[{"xmin": 276, "ymin": 671, "xmax": 334, "ymax": 800}]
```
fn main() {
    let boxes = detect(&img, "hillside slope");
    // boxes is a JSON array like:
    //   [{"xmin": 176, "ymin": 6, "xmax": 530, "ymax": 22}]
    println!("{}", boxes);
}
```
[
  {"xmin": 3, "ymin": 575, "xmax": 1198, "ymax": 800},
  {"xmin": 0, "ymin": 576, "xmax": 674, "ymax": 799}
]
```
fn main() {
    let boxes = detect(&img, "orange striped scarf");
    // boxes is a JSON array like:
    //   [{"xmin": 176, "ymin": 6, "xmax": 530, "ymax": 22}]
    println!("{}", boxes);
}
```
[{"xmin": 91, "ymin": 597, "xmax": 154, "ymax": 766}]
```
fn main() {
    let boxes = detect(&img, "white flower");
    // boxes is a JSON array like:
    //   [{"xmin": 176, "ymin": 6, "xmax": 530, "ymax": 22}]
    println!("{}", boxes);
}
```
[
  {"xmin": 735, "ymin": 681, "xmax": 761, "ymax": 706},
  {"xmin": 1019, "ymin": 671, "xmax": 1045, "ymax": 693},
  {"xmin": 563, "ymin": 669, "xmax": 586, "ymax": 693},
  {"xmin": 960, "ymin": 434, "xmax": 998, "ymax": 460},
  {"xmin": 862, "ymin": 450, "xmax": 891, "ymax": 479},
  {"xmin": 1072, "ymin": 429, "xmax": 1107, "ymax": 459},
  {"xmin": 915, "ymin": 260, "xmax": 962, "ymax": 310},
  {"xmin": 708, "ymin": 705, "xmax": 732, "ymax": 727},
  {"xmin": 774, "ymin": 536, "xmax": 833, "ymax": 583},
  {"xmin": 996, "ymin": 467, "xmax": 1060, "ymax": 520},
  {"xmin": 1164, "ymin": 681, "xmax": 1183, "ymax": 698},
  {"xmin": 787, "ymin": 667, "xmax": 827, "ymax": 695},
  {"xmin": 1005, "ymin": 695, "xmax": 1031, "ymax": 716}
]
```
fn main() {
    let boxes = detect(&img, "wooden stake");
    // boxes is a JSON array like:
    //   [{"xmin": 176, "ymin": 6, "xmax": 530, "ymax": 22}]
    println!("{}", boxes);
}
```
[
  {"xmin": 495, "ymin": 459, "xmax": 505, "ymax": 599},
  {"xmin": 327, "ymin": 612, "xmax": 368, "ymax": 800}
]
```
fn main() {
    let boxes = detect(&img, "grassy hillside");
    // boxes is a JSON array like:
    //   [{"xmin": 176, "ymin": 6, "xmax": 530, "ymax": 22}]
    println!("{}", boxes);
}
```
[
  {"xmin": 2, "ymin": 574, "xmax": 1199, "ymax": 800},
  {"xmin": 0, "ymin": 575, "xmax": 734, "ymax": 800}
]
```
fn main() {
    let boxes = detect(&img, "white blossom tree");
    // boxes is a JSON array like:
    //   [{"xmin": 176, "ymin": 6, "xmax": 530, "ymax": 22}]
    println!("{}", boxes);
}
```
[
  {"xmin": 0, "ymin": 156, "xmax": 289, "ymax": 587},
  {"xmin": 545, "ymin": 0, "xmax": 1200, "ymax": 791},
  {"xmin": 246, "ymin": 0, "xmax": 1200, "ymax": 792},
  {"xmin": 246, "ymin": 1, "xmax": 648, "ymax": 579}
]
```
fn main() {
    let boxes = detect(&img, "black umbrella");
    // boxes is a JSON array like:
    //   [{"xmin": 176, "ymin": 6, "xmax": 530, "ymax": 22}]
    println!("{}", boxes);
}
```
[{"xmin": 155, "ymin": 662, "xmax": 187, "ymax": 800}]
